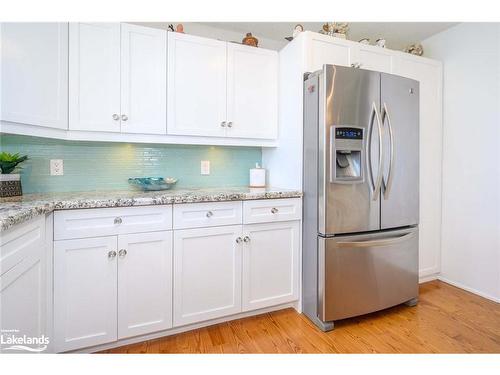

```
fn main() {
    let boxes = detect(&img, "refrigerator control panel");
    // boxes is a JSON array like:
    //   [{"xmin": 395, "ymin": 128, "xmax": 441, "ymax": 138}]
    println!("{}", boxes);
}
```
[
  {"xmin": 331, "ymin": 126, "xmax": 364, "ymax": 184},
  {"xmin": 335, "ymin": 127, "xmax": 363, "ymax": 140}
]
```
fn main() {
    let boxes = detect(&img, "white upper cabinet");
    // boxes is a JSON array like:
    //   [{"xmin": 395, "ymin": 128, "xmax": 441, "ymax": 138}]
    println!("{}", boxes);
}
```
[
  {"xmin": 354, "ymin": 44, "xmax": 393, "ymax": 73},
  {"xmin": 226, "ymin": 44, "xmax": 278, "ymax": 139},
  {"xmin": 69, "ymin": 23, "xmax": 121, "ymax": 132},
  {"xmin": 167, "ymin": 32, "xmax": 279, "ymax": 140},
  {"xmin": 1, "ymin": 23, "xmax": 68, "ymax": 129},
  {"xmin": 69, "ymin": 23, "xmax": 167, "ymax": 134},
  {"xmin": 120, "ymin": 24, "xmax": 167, "ymax": 134},
  {"xmin": 306, "ymin": 33, "xmax": 393, "ymax": 73},
  {"xmin": 117, "ymin": 231, "xmax": 172, "ymax": 339},
  {"xmin": 167, "ymin": 32, "xmax": 227, "ymax": 137},
  {"xmin": 308, "ymin": 33, "xmax": 353, "ymax": 71}
]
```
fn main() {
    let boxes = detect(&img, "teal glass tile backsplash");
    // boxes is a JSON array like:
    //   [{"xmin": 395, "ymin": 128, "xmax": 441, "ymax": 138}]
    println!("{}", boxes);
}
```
[{"xmin": 0, "ymin": 134, "xmax": 262, "ymax": 193}]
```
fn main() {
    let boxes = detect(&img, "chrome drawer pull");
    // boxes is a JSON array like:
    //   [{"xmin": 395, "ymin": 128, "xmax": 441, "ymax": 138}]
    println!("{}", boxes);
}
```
[
  {"xmin": 206, "ymin": 211, "xmax": 214, "ymax": 218},
  {"xmin": 114, "ymin": 217, "xmax": 123, "ymax": 225},
  {"xmin": 271, "ymin": 207, "xmax": 279, "ymax": 214}
]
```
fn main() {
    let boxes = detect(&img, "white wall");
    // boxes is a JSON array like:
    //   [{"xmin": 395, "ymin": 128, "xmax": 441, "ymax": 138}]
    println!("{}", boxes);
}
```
[{"xmin": 422, "ymin": 23, "xmax": 500, "ymax": 302}]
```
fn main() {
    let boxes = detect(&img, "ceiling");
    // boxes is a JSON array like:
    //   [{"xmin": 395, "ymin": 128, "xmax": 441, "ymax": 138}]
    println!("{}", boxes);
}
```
[{"xmin": 198, "ymin": 22, "xmax": 458, "ymax": 50}]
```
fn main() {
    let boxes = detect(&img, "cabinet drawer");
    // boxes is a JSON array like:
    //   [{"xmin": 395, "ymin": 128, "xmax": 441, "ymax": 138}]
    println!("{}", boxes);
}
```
[
  {"xmin": 243, "ymin": 198, "xmax": 302, "ymax": 224},
  {"xmin": 173, "ymin": 201, "xmax": 242, "ymax": 229},
  {"xmin": 54, "ymin": 205, "xmax": 172, "ymax": 240},
  {"xmin": 1, "ymin": 216, "xmax": 45, "ymax": 277}
]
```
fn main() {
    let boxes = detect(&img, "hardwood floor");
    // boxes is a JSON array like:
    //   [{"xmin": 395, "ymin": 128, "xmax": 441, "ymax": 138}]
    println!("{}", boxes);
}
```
[{"xmin": 99, "ymin": 281, "xmax": 500, "ymax": 354}]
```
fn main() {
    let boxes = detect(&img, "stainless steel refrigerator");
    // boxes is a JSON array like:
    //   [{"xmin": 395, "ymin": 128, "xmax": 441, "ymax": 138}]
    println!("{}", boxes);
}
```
[{"xmin": 302, "ymin": 65, "xmax": 419, "ymax": 331}]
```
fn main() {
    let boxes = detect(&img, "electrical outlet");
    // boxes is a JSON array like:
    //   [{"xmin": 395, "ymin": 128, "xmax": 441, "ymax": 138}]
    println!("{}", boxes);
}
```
[
  {"xmin": 200, "ymin": 160, "xmax": 210, "ymax": 175},
  {"xmin": 50, "ymin": 159, "xmax": 64, "ymax": 176}
]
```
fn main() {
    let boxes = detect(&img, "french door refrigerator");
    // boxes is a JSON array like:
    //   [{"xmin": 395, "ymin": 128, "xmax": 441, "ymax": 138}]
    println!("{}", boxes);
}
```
[{"xmin": 303, "ymin": 65, "xmax": 419, "ymax": 331}]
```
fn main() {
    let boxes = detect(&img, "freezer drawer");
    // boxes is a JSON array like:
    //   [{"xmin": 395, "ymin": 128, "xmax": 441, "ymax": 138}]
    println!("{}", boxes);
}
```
[{"xmin": 319, "ymin": 227, "xmax": 418, "ymax": 322}]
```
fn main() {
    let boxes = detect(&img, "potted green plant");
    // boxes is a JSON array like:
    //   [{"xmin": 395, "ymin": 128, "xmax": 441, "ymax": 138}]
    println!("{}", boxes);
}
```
[{"xmin": 0, "ymin": 152, "xmax": 28, "ymax": 197}]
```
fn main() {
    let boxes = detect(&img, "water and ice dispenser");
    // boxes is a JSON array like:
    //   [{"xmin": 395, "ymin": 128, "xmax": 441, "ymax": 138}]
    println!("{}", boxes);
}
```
[{"xmin": 331, "ymin": 126, "xmax": 364, "ymax": 183}]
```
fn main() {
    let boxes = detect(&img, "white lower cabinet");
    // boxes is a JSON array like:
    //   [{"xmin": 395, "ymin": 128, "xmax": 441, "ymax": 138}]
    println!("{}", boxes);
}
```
[
  {"xmin": 0, "ymin": 217, "xmax": 47, "ymax": 353},
  {"xmin": 54, "ymin": 230, "xmax": 173, "ymax": 352},
  {"xmin": 52, "ymin": 199, "xmax": 301, "ymax": 351},
  {"xmin": 173, "ymin": 225, "xmax": 242, "ymax": 327},
  {"xmin": 117, "ymin": 231, "xmax": 172, "ymax": 339},
  {"xmin": 241, "ymin": 221, "xmax": 300, "ymax": 311},
  {"xmin": 54, "ymin": 236, "xmax": 118, "ymax": 352}
]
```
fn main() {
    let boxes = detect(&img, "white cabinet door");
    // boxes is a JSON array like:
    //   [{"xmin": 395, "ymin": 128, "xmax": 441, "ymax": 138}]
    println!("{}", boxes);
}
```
[
  {"xmin": 393, "ymin": 54, "xmax": 443, "ymax": 279},
  {"xmin": 1, "ymin": 23, "xmax": 68, "ymax": 129},
  {"xmin": 242, "ymin": 221, "xmax": 300, "ymax": 311},
  {"xmin": 354, "ymin": 44, "xmax": 393, "ymax": 73},
  {"xmin": 226, "ymin": 44, "xmax": 278, "ymax": 139},
  {"xmin": 0, "ymin": 217, "xmax": 47, "ymax": 353},
  {"xmin": 120, "ymin": 24, "xmax": 167, "ymax": 135},
  {"xmin": 69, "ymin": 23, "xmax": 121, "ymax": 132},
  {"xmin": 173, "ymin": 225, "xmax": 242, "ymax": 326},
  {"xmin": 117, "ymin": 231, "xmax": 173, "ymax": 339},
  {"xmin": 308, "ymin": 34, "xmax": 353, "ymax": 71},
  {"xmin": 167, "ymin": 32, "xmax": 227, "ymax": 137},
  {"xmin": 54, "ymin": 236, "xmax": 117, "ymax": 352}
]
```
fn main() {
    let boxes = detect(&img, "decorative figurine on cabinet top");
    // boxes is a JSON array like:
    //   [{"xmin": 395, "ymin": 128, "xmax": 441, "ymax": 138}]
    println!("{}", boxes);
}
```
[
  {"xmin": 286, "ymin": 24, "xmax": 304, "ymax": 42},
  {"xmin": 242, "ymin": 32, "xmax": 259, "ymax": 47},
  {"xmin": 176, "ymin": 24, "xmax": 184, "ymax": 33},
  {"xmin": 319, "ymin": 22, "xmax": 349, "ymax": 39},
  {"xmin": 375, "ymin": 38, "xmax": 386, "ymax": 48},
  {"xmin": 405, "ymin": 43, "xmax": 424, "ymax": 56}
]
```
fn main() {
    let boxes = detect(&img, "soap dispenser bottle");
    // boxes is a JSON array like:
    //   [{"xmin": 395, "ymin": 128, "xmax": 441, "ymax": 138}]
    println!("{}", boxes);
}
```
[{"xmin": 249, "ymin": 163, "xmax": 266, "ymax": 188}]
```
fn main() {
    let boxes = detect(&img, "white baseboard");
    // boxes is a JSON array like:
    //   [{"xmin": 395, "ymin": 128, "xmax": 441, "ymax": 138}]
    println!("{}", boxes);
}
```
[
  {"xmin": 419, "ymin": 274, "xmax": 439, "ymax": 284},
  {"xmin": 437, "ymin": 276, "xmax": 500, "ymax": 304},
  {"xmin": 68, "ymin": 301, "xmax": 298, "ymax": 353}
]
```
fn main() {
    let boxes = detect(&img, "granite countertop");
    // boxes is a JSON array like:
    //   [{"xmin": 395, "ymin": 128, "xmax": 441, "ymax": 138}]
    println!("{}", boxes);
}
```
[{"xmin": 0, "ymin": 187, "xmax": 302, "ymax": 232}]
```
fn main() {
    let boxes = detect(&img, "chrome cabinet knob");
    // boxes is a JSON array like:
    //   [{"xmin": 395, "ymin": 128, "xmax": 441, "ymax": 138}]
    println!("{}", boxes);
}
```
[
  {"xmin": 221, "ymin": 121, "xmax": 227, "ymax": 127},
  {"xmin": 112, "ymin": 114, "xmax": 120, "ymax": 121},
  {"xmin": 206, "ymin": 211, "xmax": 213, "ymax": 218},
  {"xmin": 235, "ymin": 237, "xmax": 242, "ymax": 244},
  {"xmin": 114, "ymin": 217, "xmax": 123, "ymax": 225},
  {"xmin": 350, "ymin": 63, "xmax": 361, "ymax": 68},
  {"xmin": 271, "ymin": 207, "xmax": 279, "ymax": 214},
  {"xmin": 118, "ymin": 249, "xmax": 127, "ymax": 258},
  {"xmin": 227, "ymin": 121, "xmax": 233, "ymax": 128},
  {"xmin": 243, "ymin": 236, "xmax": 250, "ymax": 243},
  {"xmin": 108, "ymin": 250, "xmax": 117, "ymax": 259},
  {"xmin": 121, "ymin": 114, "xmax": 128, "ymax": 122}
]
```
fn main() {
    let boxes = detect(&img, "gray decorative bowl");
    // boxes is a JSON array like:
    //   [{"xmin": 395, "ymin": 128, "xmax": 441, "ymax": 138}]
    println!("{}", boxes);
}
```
[{"xmin": 128, "ymin": 177, "xmax": 178, "ymax": 191}]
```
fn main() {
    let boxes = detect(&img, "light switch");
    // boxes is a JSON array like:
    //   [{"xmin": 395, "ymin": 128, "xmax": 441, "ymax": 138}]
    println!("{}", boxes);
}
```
[
  {"xmin": 200, "ymin": 160, "xmax": 210, "ymax": 175},
  {"xmin": 50, "ymin": 159, "xmax": 64, "ymax": 176}
]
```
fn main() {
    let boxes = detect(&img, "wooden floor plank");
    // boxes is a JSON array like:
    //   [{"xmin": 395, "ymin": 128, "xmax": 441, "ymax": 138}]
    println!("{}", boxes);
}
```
[{"xmin": 98, "ymin": 281, "xmax": 500, "ymax": 354}]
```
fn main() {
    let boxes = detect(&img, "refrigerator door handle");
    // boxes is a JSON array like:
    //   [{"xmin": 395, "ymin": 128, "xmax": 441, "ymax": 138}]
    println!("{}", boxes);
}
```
[
  {"xmin": 366, "ymin": 103, "xmax": 376, "ymax": 194},
  {"xmin": 336, "ymin": 231, "xmax": 416, "ymax": 248},
  {"xmin": 381, "ymin": 102, "xmax": 395, "ymax": 200},
  {"xmin": 367, "ymin": 101, "xmax": 384, "ymax": 201}
]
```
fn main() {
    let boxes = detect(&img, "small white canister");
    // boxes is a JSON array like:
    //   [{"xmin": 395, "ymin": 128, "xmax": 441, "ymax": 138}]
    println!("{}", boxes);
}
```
[{"xmin": 249, "ymin": 163, "xmax": 266, "ymax": 188}]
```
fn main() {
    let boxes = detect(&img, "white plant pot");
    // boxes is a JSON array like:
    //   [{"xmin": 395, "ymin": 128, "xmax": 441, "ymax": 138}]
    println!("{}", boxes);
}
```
[{"xmin": 0, "ymin": 173, "xmax": 20, "ymax": 181}]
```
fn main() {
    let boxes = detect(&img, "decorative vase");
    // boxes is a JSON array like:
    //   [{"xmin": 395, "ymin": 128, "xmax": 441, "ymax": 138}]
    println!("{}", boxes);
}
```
[
  {"xmin": 0, "ymin": 174, "xmax": 23, "ymax": 197},
  {"xmin": 242, "ymin": 33, "xmax": 258, "ymax": 47}
]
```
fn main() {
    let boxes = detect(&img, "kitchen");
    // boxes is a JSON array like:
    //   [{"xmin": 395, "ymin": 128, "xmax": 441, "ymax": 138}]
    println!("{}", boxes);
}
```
[{"xmin": 0, "ymin": 1, "xmax": 499, "ymax": 372}]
